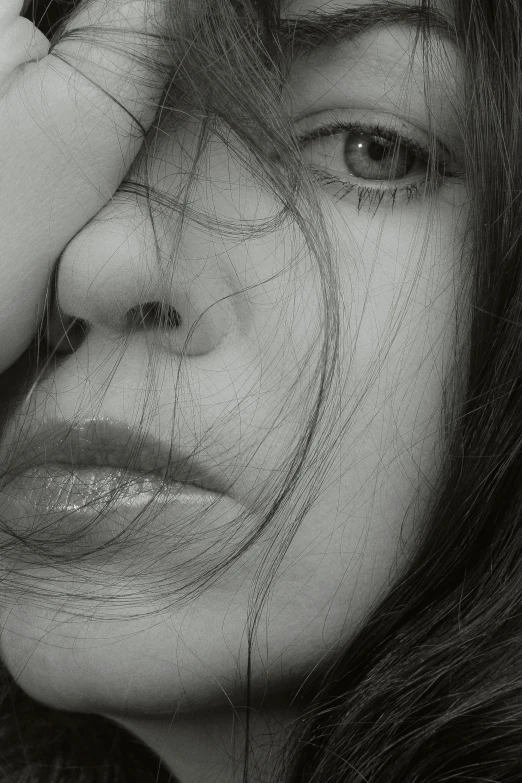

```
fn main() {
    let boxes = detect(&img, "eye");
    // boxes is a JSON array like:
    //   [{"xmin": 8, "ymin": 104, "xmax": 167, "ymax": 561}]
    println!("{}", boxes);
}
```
[
  {"xmin": 341, "ymin": 128, "xmax": 422, "ymax": 181},
  {"xmin": 297, "ymin": 117, "xmax": 435, "ymax": 186},
  {"xmin": 295, "ymin": 113, "xmax": 459, "ymax": 211}
]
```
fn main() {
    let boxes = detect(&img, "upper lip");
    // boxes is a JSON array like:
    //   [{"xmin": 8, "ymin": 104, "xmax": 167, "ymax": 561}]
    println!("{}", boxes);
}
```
[{"xmin": 0, "ymin": 418, "xmax": 229, "ymax": 496}]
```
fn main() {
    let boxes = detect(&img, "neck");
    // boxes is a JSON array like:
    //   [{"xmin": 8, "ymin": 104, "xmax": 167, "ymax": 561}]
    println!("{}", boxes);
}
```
[{"xmin": 109, "ymin": 700, "xmax": 304, "ymax": 783}]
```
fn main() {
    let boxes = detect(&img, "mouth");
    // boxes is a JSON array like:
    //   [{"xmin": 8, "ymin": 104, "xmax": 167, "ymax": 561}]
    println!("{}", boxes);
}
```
[
  {"xmin": 0, "ymin": 417, "xmax": 233, "ymax": 528},
  {"xmin": 0, "ymin": 417, "xmax": 229, "ymax": 496}
]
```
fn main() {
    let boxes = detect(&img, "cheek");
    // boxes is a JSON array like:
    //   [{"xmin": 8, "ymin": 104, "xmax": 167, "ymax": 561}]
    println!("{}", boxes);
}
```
[
  {"xmin": 259, "ymin": 204, "xmax": 468, "ymax": 670},
  {"xmin": 334, "ymin": 194, "xmax": 466, "ymax": 363},
  {"xmin": 325, "ymin": 195, "xmax": 467, "ymax": 545}
]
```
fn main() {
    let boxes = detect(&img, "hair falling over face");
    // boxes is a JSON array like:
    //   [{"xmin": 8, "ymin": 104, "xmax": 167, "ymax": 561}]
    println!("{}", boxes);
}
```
[{"xmin": 0, "ymin": 0, "xmax": 520, "ymax": 782}]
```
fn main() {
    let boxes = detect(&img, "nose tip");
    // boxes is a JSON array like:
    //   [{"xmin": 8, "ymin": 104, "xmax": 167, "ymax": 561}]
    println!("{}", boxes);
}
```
[{"xmin": 48, "ymin": 263, "xmax": 236, "ymax": 358}]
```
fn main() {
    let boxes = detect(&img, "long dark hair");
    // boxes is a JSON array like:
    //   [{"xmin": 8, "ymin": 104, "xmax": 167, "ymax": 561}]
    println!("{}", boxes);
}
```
[{"xmin": 0, "ymin": 0, "xmax": 520, "ymax": 781}]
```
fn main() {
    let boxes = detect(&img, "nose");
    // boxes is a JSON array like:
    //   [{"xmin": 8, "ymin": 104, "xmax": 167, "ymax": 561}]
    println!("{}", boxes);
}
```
[{"xmin": 48, "ymin": 200, "xmax": 238, "ymax": 357}]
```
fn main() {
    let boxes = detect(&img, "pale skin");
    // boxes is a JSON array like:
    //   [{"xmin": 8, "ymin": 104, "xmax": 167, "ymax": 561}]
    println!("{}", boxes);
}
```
[
  {"xmin": 0, "ymin": 1, "xmax": 468, "ymax": 782},
  {"xmin": 0, "ymin": 0, "xmax": 170, "ymax": 372}
]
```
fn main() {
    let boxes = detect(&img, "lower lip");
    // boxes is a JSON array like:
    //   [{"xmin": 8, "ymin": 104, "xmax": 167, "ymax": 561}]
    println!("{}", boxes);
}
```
[
  {"xmin": 0, "ymin": 466, "xmax": 227, "ymax": 546},
  {"xmin": 0, "ymin": 466, "xmax": 222, "ymax": 511}
]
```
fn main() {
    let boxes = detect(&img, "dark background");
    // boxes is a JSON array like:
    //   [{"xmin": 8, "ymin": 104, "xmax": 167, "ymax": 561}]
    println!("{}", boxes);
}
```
[{"xmin": 23, "ymin": 0, "xmax": 77, "ymax": 40}]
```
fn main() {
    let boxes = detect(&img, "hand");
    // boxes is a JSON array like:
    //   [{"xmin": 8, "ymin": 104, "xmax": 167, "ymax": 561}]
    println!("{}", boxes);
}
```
[{"xmin": 0, "ymin": 0, "xmax": 170, "ymax": 373}]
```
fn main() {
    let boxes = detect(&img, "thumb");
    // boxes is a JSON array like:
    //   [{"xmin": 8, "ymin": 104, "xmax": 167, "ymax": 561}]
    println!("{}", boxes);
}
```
[{"xmin": 0, "ymin": 0, "xmax": 170, "ymax": 374}]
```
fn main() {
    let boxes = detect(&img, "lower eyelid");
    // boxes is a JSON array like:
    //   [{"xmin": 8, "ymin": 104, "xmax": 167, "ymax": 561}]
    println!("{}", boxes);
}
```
[{"xmin": 313, "ymin": 166, "xmax": 444, "ymax": 212}]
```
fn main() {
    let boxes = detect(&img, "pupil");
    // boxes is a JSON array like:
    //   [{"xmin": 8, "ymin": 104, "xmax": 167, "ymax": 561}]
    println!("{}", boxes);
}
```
[{"xmin": 368, "ymin": 140, "xmax": 387, "ymax": 162}]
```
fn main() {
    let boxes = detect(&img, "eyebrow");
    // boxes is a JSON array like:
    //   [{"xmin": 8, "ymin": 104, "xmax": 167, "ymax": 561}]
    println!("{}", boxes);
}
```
[{"xmin": 277, "ymin": 2, "xmax": 456, "ymax": 58}]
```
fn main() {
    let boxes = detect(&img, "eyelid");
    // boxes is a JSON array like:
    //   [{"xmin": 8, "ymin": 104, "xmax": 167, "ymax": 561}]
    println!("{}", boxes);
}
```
[
  {"xmin": 289, "ymin": 107, "xmax": 465, "ymax": 212},
  {"xmin": 294, "ymin": 109, "xmax": 456, "ymax": 165}
]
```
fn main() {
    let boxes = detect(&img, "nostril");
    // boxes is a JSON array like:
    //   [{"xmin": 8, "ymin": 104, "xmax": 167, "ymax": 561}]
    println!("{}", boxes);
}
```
[{"xmin": 126, "ymin": 302, "xmax": 182, "ymax": 331}]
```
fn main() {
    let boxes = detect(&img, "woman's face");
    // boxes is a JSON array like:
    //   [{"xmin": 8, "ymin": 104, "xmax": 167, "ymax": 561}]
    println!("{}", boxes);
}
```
[{"xmin": 0, "ymin": 0, "xmax": 466, "ymax": 724}]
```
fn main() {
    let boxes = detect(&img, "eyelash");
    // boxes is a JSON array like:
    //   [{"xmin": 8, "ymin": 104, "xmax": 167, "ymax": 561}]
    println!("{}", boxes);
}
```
[{"xmin": 296, "ymin": 119, "xmax": 460, "ymax": 213}]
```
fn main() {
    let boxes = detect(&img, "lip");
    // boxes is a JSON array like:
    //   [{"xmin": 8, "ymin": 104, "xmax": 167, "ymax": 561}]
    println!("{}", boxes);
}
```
[
  {"xmin": 0, "ymin": 419, "xmax": 244, "ymax": 555},
  {"xmin": 0, "ymin": 417, "xmax": 230, "ymax": 497}
]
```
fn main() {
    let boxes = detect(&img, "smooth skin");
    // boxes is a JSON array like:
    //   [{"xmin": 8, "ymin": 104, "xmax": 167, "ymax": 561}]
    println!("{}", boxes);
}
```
[
  {"xmin": 0, "ymin": 1, "xmax": 469, "ymax": 782},
  {"xmin": 0, "ymin": 0, "xmax": 169, "ymax": 372}
]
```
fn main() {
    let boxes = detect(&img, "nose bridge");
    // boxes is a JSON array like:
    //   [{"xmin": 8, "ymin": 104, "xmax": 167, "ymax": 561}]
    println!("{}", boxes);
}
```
[{"xmin": 55, "ymin": 198, "xmax": 238, "ymax": 356}]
